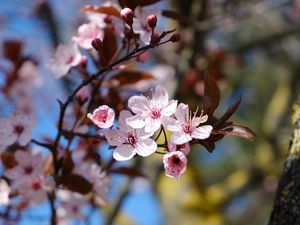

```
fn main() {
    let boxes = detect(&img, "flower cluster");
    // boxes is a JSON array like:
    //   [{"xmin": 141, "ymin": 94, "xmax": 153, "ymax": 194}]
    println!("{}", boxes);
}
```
[{"xmin": 88, "ymin": 85, "xmax": 213, "ymax": 179}]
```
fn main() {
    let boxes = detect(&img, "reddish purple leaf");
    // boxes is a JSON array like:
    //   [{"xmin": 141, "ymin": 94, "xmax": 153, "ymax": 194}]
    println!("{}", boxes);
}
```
[
  {"xmin": 59, "ymin": 174, "xmax": 93, "ymax": 194},
  {"xmin": 214, "ymin": 125, "xmax": 256, "ymax": 141},
  {"xmin": 112, "ymin": 70, "xmax": 154, "ymax": 85},
  {"xmin": 214, "ymin": 97, "xmax": 241, "ymax": 127},
  {"xmin": 100, "ymin": 27, "xmax": 118, "ymax": 66},
  {"xmin": 117, "ymin": 0, "xmax": 161, "ymax": 9},
  {"xmin": 80, "ymin": 5, "xmax": 121, "ymax": 18},
  {"xmin": 161, "ymin": 10, "xmax": 190, "ymax": 25},
  {"xmin": 110, "ymin": 166, "xmax": 146, "ymax": 177}
]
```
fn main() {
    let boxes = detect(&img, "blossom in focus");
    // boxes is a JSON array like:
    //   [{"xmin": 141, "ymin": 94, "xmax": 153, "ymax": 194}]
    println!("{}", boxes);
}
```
[
  {"xmin": 87, "ymin": 105, "xmax": 115, "ymax": 128},
  {"xmin": 72, "ymin": 23, "xmax": 104, "ymax": 49},
  {"xmin": 126, "ymin": 85, "xmax": 177, "ymax": 133},
  {"xmin": 132, "ymin": 7, "xmax": 160, "ymax": 44},
  {"xmin": 47, "ymin": 41, "xmax": 83, "ymax": 78},
  {"xmin": 164, "ymin": 103, "xmax": 213, "ymax": 145},
  {"xmin": 0, "ymin": 179, "xmax": 10, "ymax": 206},
  {"xmin": 163, "ymin": 151, "xmax": 187, "ymax": 179},
  {"xmin": 168, "ymin": 141, "xmax": 190, "ymax": 156},
  {"xmin": 0, "ymin": 112, "xmax": 35, "ymax": 147},
  {"xmin": 4, "ymin": 150, "xmax": 47, "ymax": 183},
  {"xmin": 105, "ymin": 110, "xmax": 157, "ymax": 161}
]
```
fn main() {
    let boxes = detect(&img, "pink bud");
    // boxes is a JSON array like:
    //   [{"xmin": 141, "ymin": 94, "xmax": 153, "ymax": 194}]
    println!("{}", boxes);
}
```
[
  {"xmin": 147, "ymin": 15, "xmax": 157, "ymax": 29},
  {"xmin": 120, "ymin": 8, "xmax": 134, "ymax": 26},
  {"xmin": 80, "ymin": 56, "xmax": 87, "ymax": 68}
]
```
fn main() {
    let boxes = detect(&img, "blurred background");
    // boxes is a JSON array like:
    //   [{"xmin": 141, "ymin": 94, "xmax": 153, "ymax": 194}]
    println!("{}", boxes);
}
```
[{"xmin": 1, "ymin": 0, "xmax": 300, "ymax": 225}]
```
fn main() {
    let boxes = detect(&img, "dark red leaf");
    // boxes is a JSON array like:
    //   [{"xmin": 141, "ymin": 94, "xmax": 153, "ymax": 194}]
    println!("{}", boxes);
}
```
[
  {"xmin": 117, "ymin": 0, "xmax": 161, "ymax": 9},
  {"xmin": 80, "ymin": 5, "xmax": 121, "ymax": 18},
  {"xmin": 100, "ymin": 27, "xmax": 118, "ymax": 66},
  {"xmin": 110, "ymin": 166, "xmax": 146, "ymax": 177},
  {"xmin": 4, "ymin": 40, "xmax": 22, "ymax": 62},
  {"xmin": 161, "ymin": 10, "xmax": 190, "ymax": 25},
  {"xmin": 62, "ymin": 151, "xmax": 75, "ymax": 175},
  {"xmin": 213, "ymin": 125, "xmax": 256, "ymax": 141},
  {"xmin": 214, "ymin": 97, "xmax": 241, "ymax": 127},
  {"xmin": 112, "ymin": 70, "xmax": 154, "ymax": 85},
  {"xmin": 59, "ymin": 174, "xmax": 93, "ymax": 194},
  {"xmin": 202, "ymin": 74, "xmax": 221, "ymax": 118},
  {"xmin": 1, "ymin": 152, "xmax": 17, "ymax": 169}
]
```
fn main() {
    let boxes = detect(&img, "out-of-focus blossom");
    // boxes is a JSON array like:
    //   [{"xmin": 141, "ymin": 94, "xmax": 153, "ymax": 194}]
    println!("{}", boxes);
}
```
[
  {"xmin": 74, "ymin": 162, "xmax": 110, "ymax": 204},
  {"xmin": 57, "ymin": 190, "xmax": 86, "ymax": 225},
  {"xmin": 16, "ymin": 176, "xmax": 55, "ymax": 205},
  {"xmin": 0, "ymin": 112, "xmax": 35, "ymax": 147},
  {"xmin": 18, "ymin": 60, "xmax": 42, "ymax": 86},
  {"xmin": 105, "ymin": 110, "xmax": 157, "ymax": 161},
  {"xmin": 126, "ymin": 85, "xmax": 177, "ymax": 133},
  {"xmin": 0, "ymin": 179, "xmax": 10, "ymax": 206},
  {"xmin": 72, "ymin": 23, "xmax": 104, "ymax": 49},
  {"xmin": 76, "ymin": 86, "xmax": 91, "ymax": 104},
  {"xmin": 4, "ymin": 150, "xmax": 46, "ymax": 182},
  {"xmin": 168, "ymin": 141, "xmax": 190, "ymax": 156},
  {"xmin": 132, "ymin": 7, "xmax": 160, "ymax": 44},
  {"xmin": 87, "ymin": 105, "xmax": 115, "ymax": 129},
  {"xmin": 164, "ymin": 103, "xmax": 213, "ymax": 145},
  {"xmin": 47, "ymin": 41, "xmax": 83, "ymax": 78},
  {"xmin": 163, "ymin": 151, "xmax": 187, "ymax": 179},
  {"xmin": 8, "ymin": 80, "xmax": 33, "ymax": 112}
]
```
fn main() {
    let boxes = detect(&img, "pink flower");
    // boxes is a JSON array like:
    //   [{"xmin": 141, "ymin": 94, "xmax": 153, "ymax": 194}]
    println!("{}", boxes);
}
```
[
  {"xmin": 72, "ymin": 23, "xmax": 104, "ymax": 49},
  {"xmin": 168, "ymin": 141, "xmax": 190, "ymax": 156},
  {"xmin": 47, "ymin": 41, "xmax": 83, "ymax": 78},
  {"xmin": 164, "ymin": 103, "xmax": 213, "ymax": 145},
  {"xmin": 132, "ymin": 7, "xmax": 160, "ymax": 44},
  {"xmin": 18, "ymin": 60, "xmax": 41, "ymax": 85},
  {"xmin": 105, "ymin": 110, "xmax": 157, "ymax": 161},
  {"xmin": 126, "ymin": 85, "xmax": 177, "ymax": 133},
  {"xmin": 163, "ymin": 151, "xmax": 187, "ymax": 179},
  {"xmin": 0, "ymin": 112, "xmax": 35, "ymax": 147},
  {"xmin": 87, "ymin": 105, "xmax": 115, "ymax": 129},
  {"xmin": 16, "ymin": 176, "xmax": 55, "ymax": 205},
  {"xmin": 4, "ymin": 150, "xmax": 47, "ymax": 182},
  {"xmin": 0, "ymin": 179, "xmax": 10, "ymax": 206}
]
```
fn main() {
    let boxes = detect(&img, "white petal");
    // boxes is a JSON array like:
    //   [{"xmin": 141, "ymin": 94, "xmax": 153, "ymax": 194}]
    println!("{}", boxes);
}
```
[
  {"xmin": 144, "ymin": 119, "xmax": 161, "ymax": 133},
  {"xmin": 15, "ymin": 151, "xmax": 32, "ymax": 166},
  {"xmin": 113, "ymin": 145, "xmax": 136, "ymax": 161},
  {"xmin": 161, "ymin": 117, "xmax": 180, "ymax": 132},
  {"xmin": 161, "ymin": 100, "xmax": 177, "ymax": 117},
  {"xmin": 0, "ymin": 118, "xmax": 15, "ymax": 146},
  {"xmin": 126, "ymin": 115, "xmax": 149, "ymax": 129},
  {"xmin": 105, "ymin": 129, "xmax": 124, "ymax": 146},
  {"xmin": 118, "ymin": 110, "xmax": 134, "ymax": 132},
  {"xmin": 171, "ymin": 132, "xmax": 192, "ymax": 145},
  {"xmin": 192, "ymin": 114, "xmax": 208, "ymax": 127},
  {"xmin": 136, "ymin": 128, "xmax": 153, "ymax": 140},
  {"xmin": 192, "ymin": 125, "xmax": 213, "ymax": 140},
  {"xmin": 152, "ymin": 85, "xmax": 168, "ymax": 107},
  {"xmin": 175, "ymin": 103, "xmax": 189, "ymax": 122},
  {"xmin": 18, "ymin": 132, "xmax": 32, "ymax": 146},
  {"xmin": 134, "ymin": 139, "xmax": 157, "ymax": 157},
  {"xmin": 128, "ymin": 96, "xmax": 150, "ymax": 115}
]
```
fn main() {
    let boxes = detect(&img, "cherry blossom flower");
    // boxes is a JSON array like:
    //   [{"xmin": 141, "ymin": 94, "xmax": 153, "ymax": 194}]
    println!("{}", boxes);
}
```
[
  {"xmin": 47, "ymin": 41, "xmax": 83, "ymax": 78},
  {"xmin": 57, "ymin": 190, "xmax": 86, "ymax": 225},
  {"xmin": 4, "ymin": 150, "xmax": 47, "ymax": 182},
  {"xmin": 87, "ymin": 105, "xmax": 115, "ymax": 129},
  {"xmin": 168, "ymin": 141, "xmax": 190, "ymax": 156},
  {"xmin": 164, "ymin": 103, "xmax": 213, "ymax": 145},
  {"xmin": 126, "ymin": 85, "xmax": 177, "ymax": 134},
  {"xmin": 72, "ymin": 23, "xmax": 104, "ymax": 49},
  {"xmin": 18, "ymin": 60, "xmax": 41, "ymax": 85},
  {"xmin": 0, "ymin": 179, "xmax": 10, "ymax": 206},
  {"xmin": 15, "ymin": 176, "xmax": 55, "ymax": 205},
  {"xmin": 8, "ymin": 80, "xmax": 33, "ymax": 113},
  {"xmin": 105, "ymin": 110, "xmax": 157, "ymax": 161},
  {"xmin": 132, "ymin": 7, "xmax": 160, "ymax": 44},
  {"xmin": 163, "ymin": 151, "xmax": 187, "ymax": 179},
  {"xmin": 0, "ymin": 112, "xmax": 35, "ymax": 147},
  {"xmin": 73, "ymin": 162, "xmax": 110, "ymax": 204}
]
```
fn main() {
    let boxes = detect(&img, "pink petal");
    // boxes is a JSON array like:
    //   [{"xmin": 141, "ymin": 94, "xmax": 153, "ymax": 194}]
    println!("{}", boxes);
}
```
[
  {"xmin": 134, "ymin": 139, "xmax": 157, "ymax": 157},
  {"xmin": 175, "ymin": 103, "xmax": 189, "ymax": 122},
  {"xmin": 126, "ymin": 114, "xmax": 149, "ymax": 129},
  {"xmin": 152, "ymin": 85, "xmax": 169, "ymax": 107},
  {"xmin": 161, "ymin": 116, "xmax": 180, "ymax": 132},
  {"xmin": 144, "ymin": 118, "xmax": 161, "ymax": 133},
  {"xmin": 128, "ymin": 95, "xmax": 150, "ymax": 115},
  {"xmin": 171, "ymin": 132, "xmax": 192, "ymax": 145},
  {"xmin": 163, "ymin": 151, "xmax": 187, "ymax": 179},
  {"xmin": 105, "ymin": 129, "xmax": 124, "ymax": 146},
  {"xmin": 192, "ymin": 125, "xmax": 213, "ymax": 140},
  {"xmin": 161, "ymin": 100, "xmax": 177, "ymax": 116}
]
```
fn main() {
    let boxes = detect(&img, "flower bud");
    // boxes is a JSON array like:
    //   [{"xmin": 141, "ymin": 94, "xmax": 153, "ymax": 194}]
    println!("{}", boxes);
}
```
[
  {"xmin": 120, "ymin": 8, "xmax": 134, "ymax": 26},
  {"xmin": 150, "ymin": 33, "xmax": 160, "ymax": 45},
  {"xmin": 80, "ymin": 56, "xmax": 87, "ymax": 68},
  {"xmin": 147, "ymin": 15, "xmax": 157, "ymax": 29},
  {"xmin": 91, "ymin": 38, "xmax": 102, "ymax": 51},
  {"xmin": 170, "ymin": 33, "xmax": 181, "ymax": 42},
  {"xmin": 124, "ymin": 27, "xmax": 134, "ymax": 40}
]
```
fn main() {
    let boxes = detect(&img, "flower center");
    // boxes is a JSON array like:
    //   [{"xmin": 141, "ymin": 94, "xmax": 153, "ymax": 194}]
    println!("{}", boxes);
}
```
[
  {"xmin": 66, "ymin": 55, "xmax": 74, "ymax": 65},
  {"xmin": 172, "ymin": 156, "xmax": 181, "ymax": 165},
  {"xmin": 14, "ymin": 125, "xmax": 24, "ymax": 135},
  {"xmin": 24, "ymin": 166, "xmax": 33, "ymax": 175},
  {"xmin": 95, "ymin": 109, "xmax": 108, "ymax": 122},
  {"xmin": 31, "ymin": 179, "xmax": 42, "ymax": 190},
  {"xmin": 150, "ymin": 108, "xmax": 161, "ymax": 119},
  {"xmin": 182, "ymin": 122, "xmax": 194, "ymax": 135},
  {"xmin": 126, "ymin": 131, "xmax": 137, "ymax": 147}
]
